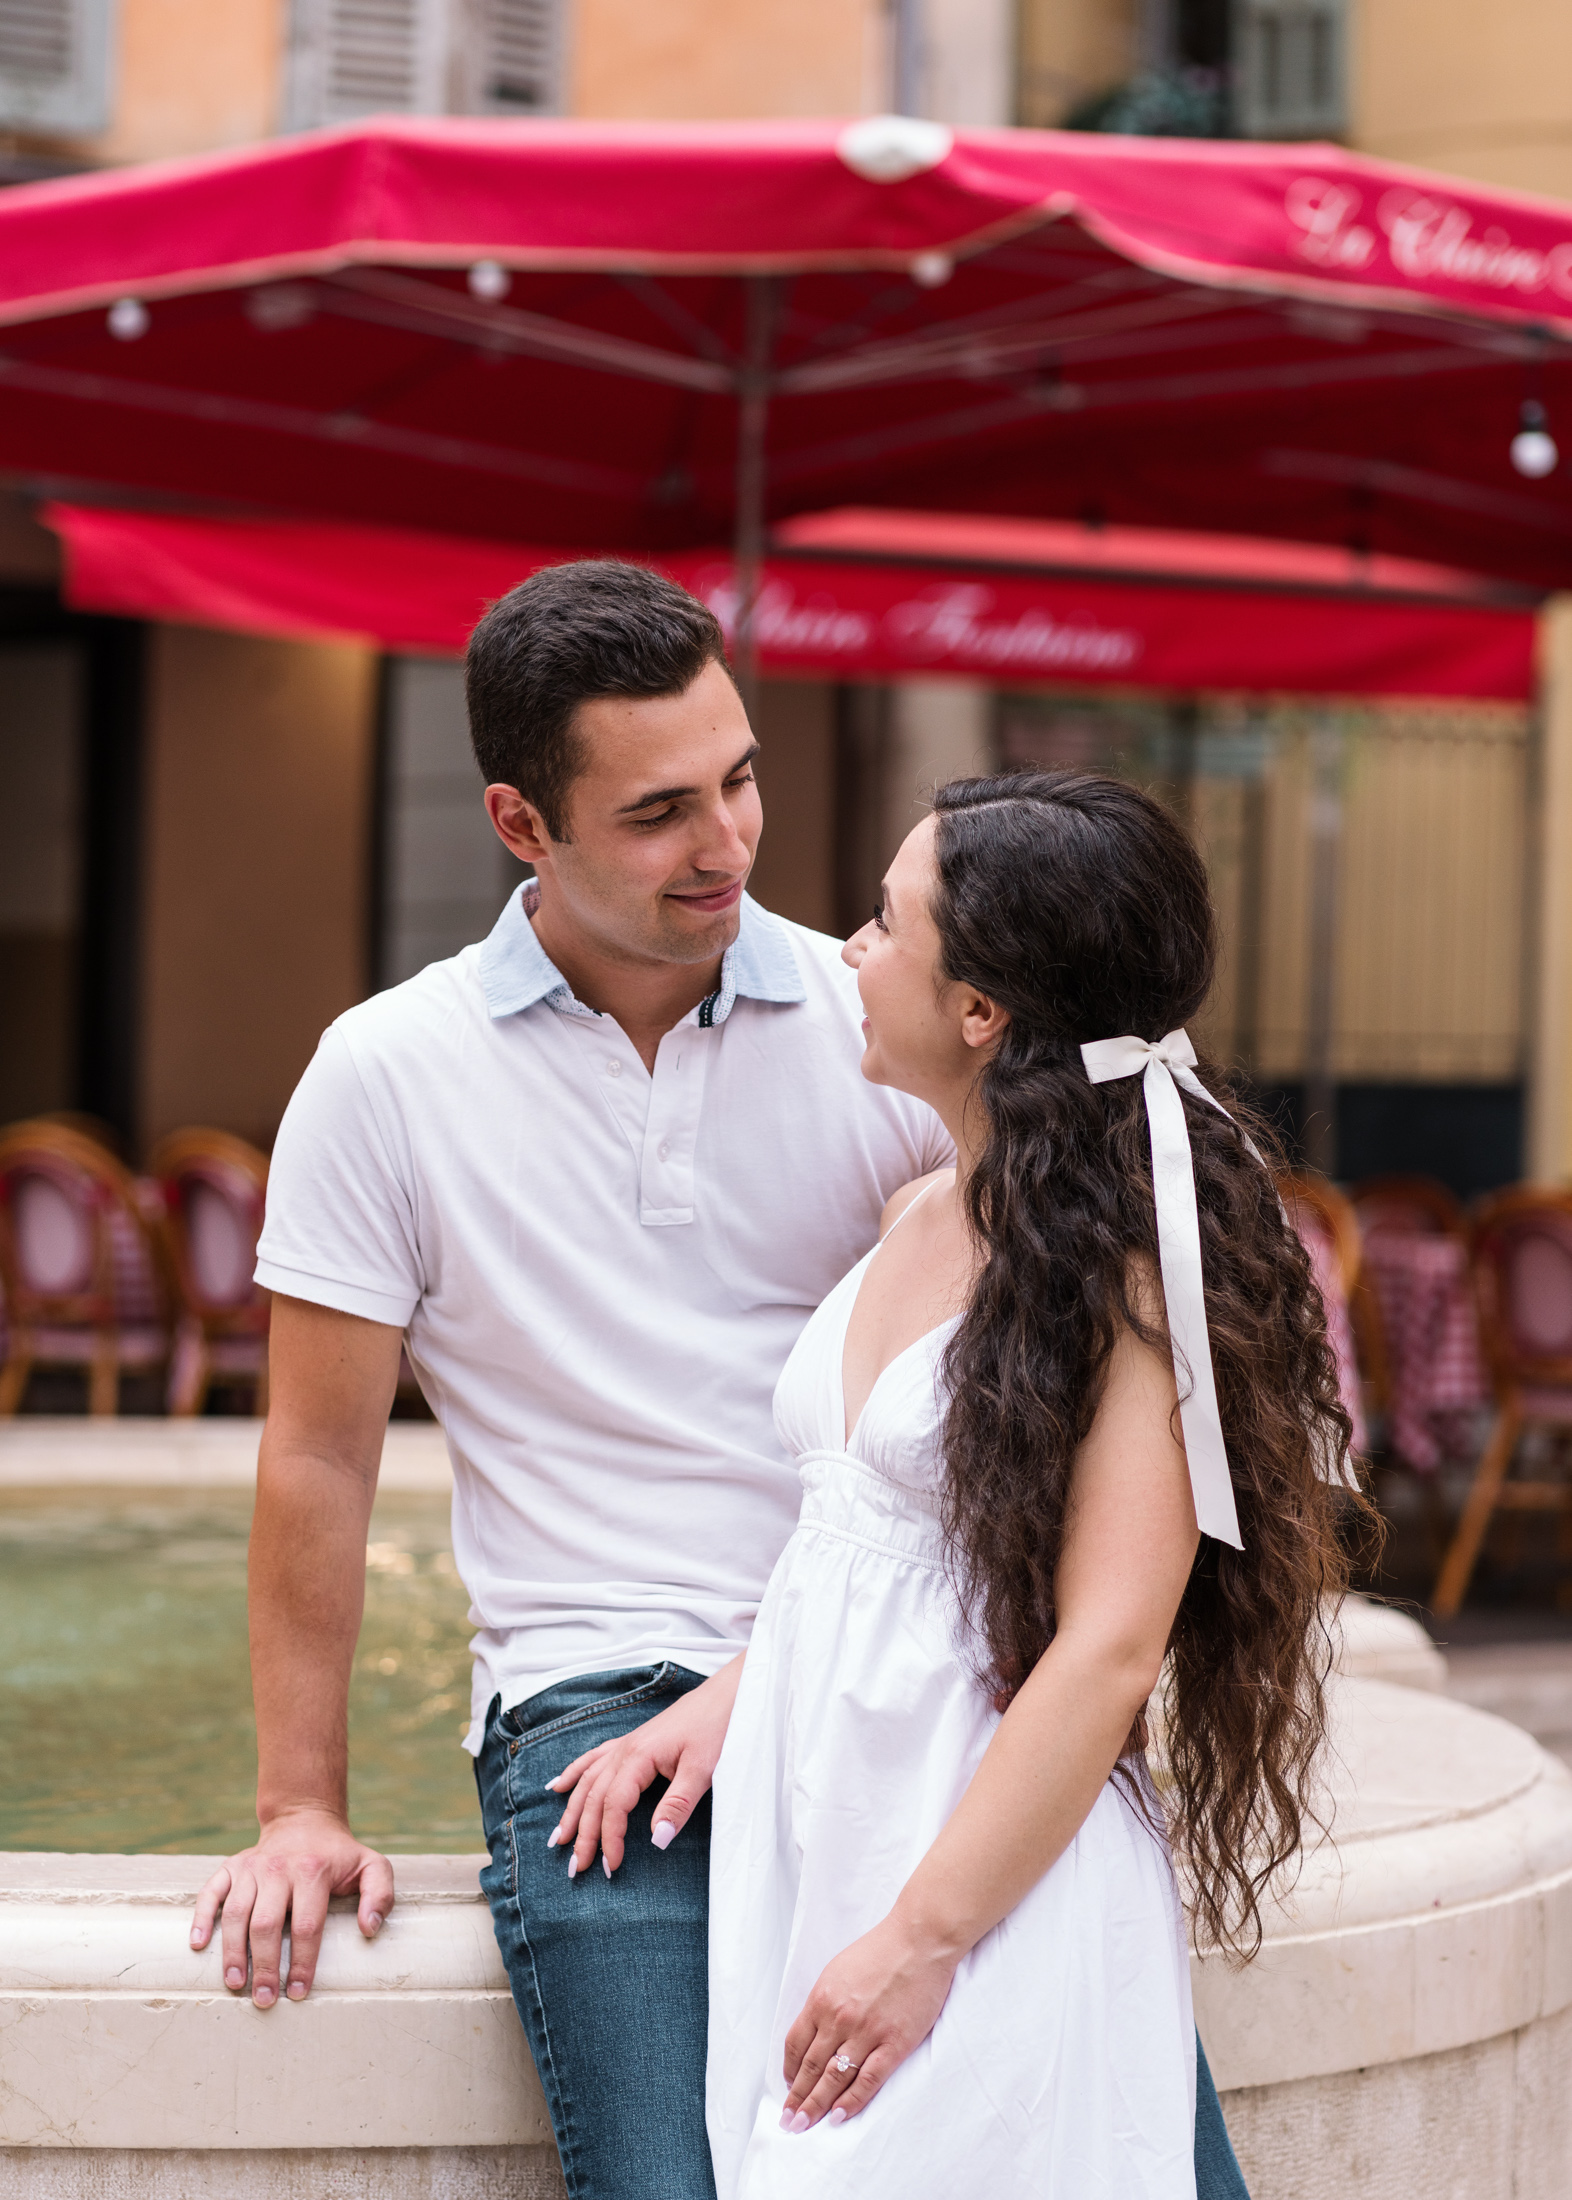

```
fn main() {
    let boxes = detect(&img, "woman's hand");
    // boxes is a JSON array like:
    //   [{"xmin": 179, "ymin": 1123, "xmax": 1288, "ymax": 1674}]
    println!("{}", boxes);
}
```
[
  {"xmin": 779, "ymin": 1912, "xmax": 958, "ymax": 2131},
  {"xmin": 546, "ymin": 1655, "xmax": 743, "ymax": 1878}
]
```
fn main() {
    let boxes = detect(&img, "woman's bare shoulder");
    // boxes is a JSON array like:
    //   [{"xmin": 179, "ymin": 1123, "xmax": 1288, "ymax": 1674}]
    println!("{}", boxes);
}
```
[{"xmin": 877, "ymin": 1168, "xmax": 956, "ymax": 1240}]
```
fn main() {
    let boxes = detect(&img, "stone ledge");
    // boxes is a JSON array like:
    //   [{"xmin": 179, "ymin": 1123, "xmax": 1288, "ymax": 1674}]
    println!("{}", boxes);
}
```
[
  {"xmin": 0, "ymin": 1858, "xmax": 546, "ymax": 2151},
  {"xmin": 0, "ymin": 2148, "xmax": 566, "ymax": 2199},
  {"xmin": 0, "ymin": 1421, "xmax": 451, "ymax": 1490},
  {"xmin": 1194, "ymin": 1678, "xmax": 1572, "ymax": 2089},
  {"xmin": 5, "ymin": 1676, "xmax": 1571, "ymax": 2148}
]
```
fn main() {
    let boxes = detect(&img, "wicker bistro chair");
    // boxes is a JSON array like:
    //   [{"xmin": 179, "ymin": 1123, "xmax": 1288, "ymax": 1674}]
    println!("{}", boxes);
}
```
[
  {"xmin": 1432, "ymin": 1187, "xmax": 1572, "ymax": 1619},
  {"xmin": 146, "ymin": 1128, "xmax": 271, "ymax": 1416},
  {"xmin": 1351, "ymin": 1174, "xmax": 1468, "ymax": 1246},
  {"xmin": 1277, "ymin": 1170, "xmax": 1372, "ymax": 1452},
  {"xmin": 0, "ymin": 1119, "xmax": 168, "ymax": 1415},
  {"xmin": 1349, "ymin": 1175, "xmax": 1468, "ymax": 1418}
]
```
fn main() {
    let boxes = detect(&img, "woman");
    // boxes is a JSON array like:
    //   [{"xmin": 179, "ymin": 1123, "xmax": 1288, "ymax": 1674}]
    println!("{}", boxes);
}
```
[{"xmin": 553, "ymin": 770, "xmax": 1355, "ymax": 2196}]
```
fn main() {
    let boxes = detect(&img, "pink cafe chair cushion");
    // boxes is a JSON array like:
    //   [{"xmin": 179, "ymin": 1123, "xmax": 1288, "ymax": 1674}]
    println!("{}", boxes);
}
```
[
  {"xmin": 1503, "ymin": 1221, "xmax": 1572, "ymax": 1361},
  {"xmin": 12, "ymin": 1175, "xmax": 95, "ymax": 1298},
  {"xmin": 184, "ymin": 1178, "xmax": 257, "ymax": 1308}
]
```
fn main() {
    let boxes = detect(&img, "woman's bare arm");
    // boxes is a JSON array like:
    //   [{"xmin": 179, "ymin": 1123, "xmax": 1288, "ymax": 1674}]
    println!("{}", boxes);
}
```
[{"xmin": 780, "ymin": 1318, "xmax": 1200, "ymax": 2129}]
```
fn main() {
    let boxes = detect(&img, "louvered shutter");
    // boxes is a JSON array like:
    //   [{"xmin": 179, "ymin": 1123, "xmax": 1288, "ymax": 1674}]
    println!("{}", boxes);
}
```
[
  {"xmin": 0, "ymin": 0, "xmax": 114, "ymax": 132},
  {"xmin": 474, "ymin": 0, "xmax": 558, "ymax": 111},
  {"xmin": 1232, "ymin": 0, "xmax": 1345, "ymax": 138},
  {"xmin": 447, "ymin": 0, "xmax": 560, "ymax": 114},
  {"xmin": 286, "ymin": 0, "xmax": 451, "ymax": 128}
]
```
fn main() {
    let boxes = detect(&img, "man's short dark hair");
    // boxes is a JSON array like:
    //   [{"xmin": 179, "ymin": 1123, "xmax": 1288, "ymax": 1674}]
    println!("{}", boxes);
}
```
[{"xmin": 465, "ymin": 560, "xmax": 733, "ymax": 840}]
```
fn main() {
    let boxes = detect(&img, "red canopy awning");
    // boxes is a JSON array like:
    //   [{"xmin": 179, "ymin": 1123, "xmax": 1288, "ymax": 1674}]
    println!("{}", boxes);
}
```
[
  {"xmin": 1, "ymin": 119, "xmax": 1572, "ymax": 589},
  {"xmin": 45, "ymin": 503, "xmax": 1537, "ymax": 700}
]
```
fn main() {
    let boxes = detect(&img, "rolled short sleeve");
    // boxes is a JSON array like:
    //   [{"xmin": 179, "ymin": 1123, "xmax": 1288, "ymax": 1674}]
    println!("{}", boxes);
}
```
[{"xmin": 254, "ymin": 1023, "xmax": 423, "ymax": 1329}]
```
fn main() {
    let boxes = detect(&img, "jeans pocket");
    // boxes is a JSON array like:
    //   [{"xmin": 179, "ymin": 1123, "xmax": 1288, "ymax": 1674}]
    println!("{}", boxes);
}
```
[{"xmin": 479, "ymin": 1812, "xmax": 519, "ymax": 1905}]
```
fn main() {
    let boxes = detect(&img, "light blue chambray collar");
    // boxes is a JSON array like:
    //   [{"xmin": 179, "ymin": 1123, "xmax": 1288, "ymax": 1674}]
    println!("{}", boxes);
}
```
[{"xmin": 477, "ymin": 880, "xmax": 805, "ymax": 1025}]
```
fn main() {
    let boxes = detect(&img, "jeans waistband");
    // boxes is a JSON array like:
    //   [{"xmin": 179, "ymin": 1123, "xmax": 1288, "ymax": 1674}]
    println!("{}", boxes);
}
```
[{"xmin": 496, "ymin": 1659, "xmax": 704, "ymax": 1739}]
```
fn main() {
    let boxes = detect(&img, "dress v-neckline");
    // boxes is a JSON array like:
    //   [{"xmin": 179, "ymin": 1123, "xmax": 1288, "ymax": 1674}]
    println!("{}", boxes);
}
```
[{"xmin": 839, "ymin": 1179, "xmax": 961, "ymax": 1449}]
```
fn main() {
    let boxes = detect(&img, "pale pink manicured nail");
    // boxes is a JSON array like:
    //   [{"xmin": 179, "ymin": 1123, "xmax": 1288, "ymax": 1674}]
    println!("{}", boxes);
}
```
[
  {"xmin": 778, "ymin": 2108, "xmax": 794, "ymax": 2131},
  {"xmin": 543, "ymin": 1779, "xmax": 559, "ymax": 1793},
  {"xmin": 828, "ymin": 2107, "xmax": 847, "ymax": 2126},
  {"xmin": 567, "ymin": 1856, "xmax": 578, "ymax": 1879},
  {"xmin": 651, "ymin": 1821, "xmax": 676, "ymax": 1851},
  {"xmin": 546, "ymin": 1828, "xmax": 562, "ymax": 1848},
  {"xmin": 789, "ymin": 2110, "xmax": 810, "ymax": 2134},
  {"xmin": 602, "ymin": 1856, "xmax": 612, "ymax": 1880}
]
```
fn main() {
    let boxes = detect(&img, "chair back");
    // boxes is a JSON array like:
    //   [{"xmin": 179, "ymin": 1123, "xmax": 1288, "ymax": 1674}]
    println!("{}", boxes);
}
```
[
  {"xmin": 146, "ymin": 1129, "xmax": 270, "ymax": 1334},
  {"xmin": 0, "ymin": 1120, "xmax": 161, "ymax": 1327},
  {"xmin": 1351, "ymin": 1174, "xmax": 1466, "ymax": 1244},
  {"xmin": 1277, "ymin": 1171, "xmax": 1362, "ymax": 1301},
  {"xmin": 1469, "ymin": 1188, "xmax": 1572, "ymax": 1388},
  {"xmin": 1277, "ymin": 1169, "xmax": 1379, "ymax": 1426}
]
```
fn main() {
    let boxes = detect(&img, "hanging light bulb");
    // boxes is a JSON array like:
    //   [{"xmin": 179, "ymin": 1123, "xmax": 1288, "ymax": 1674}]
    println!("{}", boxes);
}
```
[
  {"xmin": 1510, "ymin": 398, "xmax": 1558, "ymax": 479},
  {"xmin": 107, "ymin": 297, "xmax": 149, "ymax": 341},
  {"xmin": 467, "ymin": 260, "xmax": 511, "ymax": 302},
  {"xmin": 910, "ymin": 251, "xmax": 954, "ymax": 289}
]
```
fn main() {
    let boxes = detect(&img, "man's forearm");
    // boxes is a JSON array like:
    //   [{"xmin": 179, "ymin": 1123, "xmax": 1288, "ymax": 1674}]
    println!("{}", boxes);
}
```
[{"xmin": 249, "ymin": 1435, "xmax": 378, "ymax": 1825}]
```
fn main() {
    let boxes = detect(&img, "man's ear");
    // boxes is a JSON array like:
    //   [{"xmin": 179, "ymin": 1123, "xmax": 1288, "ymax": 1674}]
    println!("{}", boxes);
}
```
[
  {"xmin": 486, "ymin": 783, "xmax": 554, "ymax": 864},
  {"xmin": 961, "ymin": 991, "xmax": 1011, "ymax": 1053}
]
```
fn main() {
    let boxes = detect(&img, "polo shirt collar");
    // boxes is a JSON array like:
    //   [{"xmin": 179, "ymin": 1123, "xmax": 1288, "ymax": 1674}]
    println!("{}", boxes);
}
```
[{"xmin": 478, "ymin": 882, "xmax": 806, "ymax": 1024}]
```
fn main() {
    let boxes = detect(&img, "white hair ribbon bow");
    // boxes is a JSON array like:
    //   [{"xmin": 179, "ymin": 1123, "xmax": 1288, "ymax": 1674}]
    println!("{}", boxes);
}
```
[{"xmin": 1079, "ymin": 1029, "xmax": 1245, "ymax": 1550}]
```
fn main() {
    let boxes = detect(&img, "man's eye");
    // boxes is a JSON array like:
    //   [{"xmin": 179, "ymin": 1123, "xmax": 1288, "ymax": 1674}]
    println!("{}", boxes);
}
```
[{"xmin": 632, "ymin": 806, "xmax": 678, "ymax": 829}]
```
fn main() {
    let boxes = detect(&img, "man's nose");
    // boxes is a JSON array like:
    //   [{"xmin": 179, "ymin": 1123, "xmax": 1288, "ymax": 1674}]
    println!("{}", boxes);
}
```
[{"xmin": 693, "ymin": 798, "xmax": 751, "ymax": 875}]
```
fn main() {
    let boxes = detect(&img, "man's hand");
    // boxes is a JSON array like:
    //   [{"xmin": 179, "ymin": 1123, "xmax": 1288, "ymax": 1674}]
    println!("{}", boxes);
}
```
[
  {"xmin": 190, "ymin": 1808, "xmax": 394, "ymax": 2006},
  {"xmin": 545, "ymin": 1654, "xmax": 744, "ymax": 1879}
]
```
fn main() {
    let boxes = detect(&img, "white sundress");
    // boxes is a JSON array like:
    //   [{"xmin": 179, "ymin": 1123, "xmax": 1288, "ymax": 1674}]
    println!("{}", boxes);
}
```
[{"xmin": 705, "ymin": 1220, "xmax": 1198, "ymax": 2200}]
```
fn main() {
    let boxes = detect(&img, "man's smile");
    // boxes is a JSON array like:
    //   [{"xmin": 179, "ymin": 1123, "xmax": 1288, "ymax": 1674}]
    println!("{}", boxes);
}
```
[{"xmin": 666, "ymin": 879, "xmax": 745, "ymax": 915}]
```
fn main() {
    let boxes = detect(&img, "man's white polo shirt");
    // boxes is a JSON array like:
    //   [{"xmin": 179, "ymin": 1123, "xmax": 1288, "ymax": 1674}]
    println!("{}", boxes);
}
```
[{"xmin": 255, "ymin": 888, "xmax": 950, "ymax": 1747}]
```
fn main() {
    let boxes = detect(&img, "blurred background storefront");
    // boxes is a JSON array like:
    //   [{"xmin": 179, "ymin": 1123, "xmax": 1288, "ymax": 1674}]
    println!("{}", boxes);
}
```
[{"xmin": 0, "ymin": 0, "xmax": 1567, "ymax": 1194}]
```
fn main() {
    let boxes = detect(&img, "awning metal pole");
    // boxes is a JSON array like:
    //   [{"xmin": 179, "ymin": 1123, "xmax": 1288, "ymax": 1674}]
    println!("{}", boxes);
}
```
[
  {"xmin": 733, "ymin": 276, "xmax": 775, "ymax": 721},
  {"xmin": 1302, "ymin": 714, "xmax": 1344, "ymax": 1176}
]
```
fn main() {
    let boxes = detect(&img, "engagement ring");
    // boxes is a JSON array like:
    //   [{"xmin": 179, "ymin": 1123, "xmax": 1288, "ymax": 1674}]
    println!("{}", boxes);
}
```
[{"xmin": 832, "ymin": 2054, "xmax": 858, "ymax": 2074}]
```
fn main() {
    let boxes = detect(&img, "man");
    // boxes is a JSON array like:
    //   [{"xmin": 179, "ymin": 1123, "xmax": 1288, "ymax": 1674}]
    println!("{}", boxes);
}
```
[{"xmin": 189, "ymin": 562, "xmax": 1250, "ymax": 2200}]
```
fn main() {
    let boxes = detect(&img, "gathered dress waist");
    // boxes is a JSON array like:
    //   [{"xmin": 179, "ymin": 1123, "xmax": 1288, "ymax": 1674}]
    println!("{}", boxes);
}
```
[{"xmin": 793, "ymin": 1448, "xmax": 945, "ymax": 1572}]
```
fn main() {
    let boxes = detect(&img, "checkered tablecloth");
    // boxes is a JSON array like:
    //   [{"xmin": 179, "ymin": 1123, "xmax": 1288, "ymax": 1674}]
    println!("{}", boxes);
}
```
[{"xmin": 1361, "ymin": 1232, "xmax": 1488, "ymax": 1472}]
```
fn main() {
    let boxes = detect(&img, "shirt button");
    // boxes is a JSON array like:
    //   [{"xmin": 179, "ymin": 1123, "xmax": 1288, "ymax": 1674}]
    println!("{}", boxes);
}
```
[
  {"xmin": 658, "ymin": 1140, "xmax": 671, "ymax": 1161},
  {"xmin": 606, "ymin": 1060, "xmax": 622, "ymax": 1078}
]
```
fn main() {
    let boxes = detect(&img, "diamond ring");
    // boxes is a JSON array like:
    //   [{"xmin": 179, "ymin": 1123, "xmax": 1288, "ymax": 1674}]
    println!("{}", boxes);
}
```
[{"xmin": 832, "ymin": 2053, "xmax": 858, "ymax": 2074}]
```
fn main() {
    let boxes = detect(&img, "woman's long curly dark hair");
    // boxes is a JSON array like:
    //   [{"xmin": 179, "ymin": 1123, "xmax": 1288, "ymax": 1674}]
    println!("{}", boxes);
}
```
[{"xmin": 931, "ymin": 768, "xmax": 1367, "ymax": 1958}]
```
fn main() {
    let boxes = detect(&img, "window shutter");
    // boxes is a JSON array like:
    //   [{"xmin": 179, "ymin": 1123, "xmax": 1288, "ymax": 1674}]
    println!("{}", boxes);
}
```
[
  {"xmin": 0, "ymin": 0, "xmax": 114, "ymax": 133},
  {"xmin": 286, "ymin": 0, "xmax": 451, "ymax": 128},
  {"xmin": 473, "ymin": 0, "xmax": 558, "ymax": 112},
  {"xmin": 1232, "ymin": 0, "xmax": 1345, "ymax": 139}
]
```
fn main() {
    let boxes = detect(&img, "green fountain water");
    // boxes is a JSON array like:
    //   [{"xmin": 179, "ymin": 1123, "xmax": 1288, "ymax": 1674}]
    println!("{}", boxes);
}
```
[{"xmin": 0, "ymin": 1487, "xmax": 481, "ymax": 1853}]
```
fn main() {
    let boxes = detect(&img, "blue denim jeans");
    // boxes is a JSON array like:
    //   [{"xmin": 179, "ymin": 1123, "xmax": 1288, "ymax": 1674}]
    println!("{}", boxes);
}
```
[{"xmin": 475, "ymin": 1662, "xmax": 1250, "ymax": 2200}]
